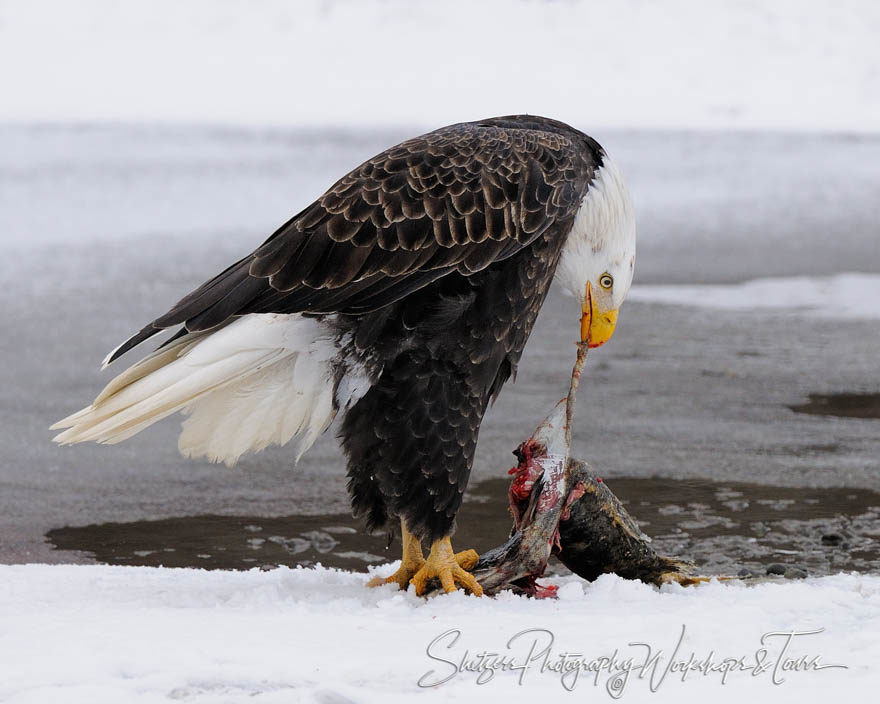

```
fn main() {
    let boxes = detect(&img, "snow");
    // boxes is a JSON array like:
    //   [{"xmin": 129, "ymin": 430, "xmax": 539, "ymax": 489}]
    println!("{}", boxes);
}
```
[
  {"xmin": 1, "ymin": 564, "xmax": 878, "ymax": 702},
  {"xmin": 1, "ymin": 0, "xmax": 879, "ymax": 132},
  {"xmin": 630, "ymin": 273, "xmax": 880, "ymax": 319}
]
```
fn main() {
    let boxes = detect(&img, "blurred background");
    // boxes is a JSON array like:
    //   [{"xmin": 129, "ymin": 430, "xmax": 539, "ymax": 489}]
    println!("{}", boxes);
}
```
[{"xmin": 1, "ymin": 0, "xmax": 878, "ymax": 576}]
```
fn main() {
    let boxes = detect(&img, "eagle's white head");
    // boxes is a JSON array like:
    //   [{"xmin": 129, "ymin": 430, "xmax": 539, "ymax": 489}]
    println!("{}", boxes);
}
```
[{"xmin": 556, "ymin": 155, "xmax": 636, "ymax": 348}]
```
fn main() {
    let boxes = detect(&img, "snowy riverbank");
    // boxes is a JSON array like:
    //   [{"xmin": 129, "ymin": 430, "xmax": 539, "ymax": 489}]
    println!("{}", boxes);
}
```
[
  {"xmin": 1, "ymin": 564, "xmax": 877, "ymax": 702},
  {"xmin": 2, "ymin": 0, "xmax": 879, "ymax": 132}
]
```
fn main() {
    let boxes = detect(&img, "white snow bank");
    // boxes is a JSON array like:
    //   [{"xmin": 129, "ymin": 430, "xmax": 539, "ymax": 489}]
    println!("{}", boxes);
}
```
[
  {"xmin": 0, "ymin": 564, "xmax": 877, "ymax": 702},
  {"xmin": 630, "ymin": 273, "xmax": 880, "ymax": 319},
  {"xmin": 1, "ymin": 0, "xmax": 879, "ymax": 132}
]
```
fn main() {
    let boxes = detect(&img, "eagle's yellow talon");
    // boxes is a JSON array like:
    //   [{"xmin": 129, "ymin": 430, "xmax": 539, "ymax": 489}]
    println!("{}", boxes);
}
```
[
  {"xmin": 409, "ymin": 537, "xmax": 483, "ymax": 597},
  {"xmin": 453, "ymin": 549, "xmax": 479, "ymax": 571},
  {"xmin": 366, "ymin": 559, "xmax": 425, "ymax": 589},
  {"xmin": 367, "ymin": 519, "xmax": 426, "ymax": 589}
]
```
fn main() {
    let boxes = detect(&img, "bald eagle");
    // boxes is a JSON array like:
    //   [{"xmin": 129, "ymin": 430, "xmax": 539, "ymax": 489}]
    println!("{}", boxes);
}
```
[{"xmin": 52, "ymin": 115, "xmax": 636, "ymax": 595}]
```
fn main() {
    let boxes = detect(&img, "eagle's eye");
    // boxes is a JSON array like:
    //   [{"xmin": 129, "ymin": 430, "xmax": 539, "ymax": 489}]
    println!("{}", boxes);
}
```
[{"xmin": 599, "ymin": 273, "xmax": 614, "ymax": 290}]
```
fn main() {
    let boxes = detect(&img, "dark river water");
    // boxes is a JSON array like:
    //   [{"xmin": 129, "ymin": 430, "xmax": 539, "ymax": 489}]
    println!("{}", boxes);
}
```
[{"xmin": 47, "ymin": 475, "xmax": 880, "ymax": 578}]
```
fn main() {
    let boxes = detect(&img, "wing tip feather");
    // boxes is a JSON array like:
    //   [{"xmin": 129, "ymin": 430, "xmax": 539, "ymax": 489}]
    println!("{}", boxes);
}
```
[{"xmin": 102, "ymin": 325, "xmax": 164, "ymax": 368}]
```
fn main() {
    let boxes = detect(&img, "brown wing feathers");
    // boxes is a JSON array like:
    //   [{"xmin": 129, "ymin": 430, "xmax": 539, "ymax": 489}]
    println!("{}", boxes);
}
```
[{"xmin": 104, "ymin": 117, "xmax": 598, "ymax": 366}]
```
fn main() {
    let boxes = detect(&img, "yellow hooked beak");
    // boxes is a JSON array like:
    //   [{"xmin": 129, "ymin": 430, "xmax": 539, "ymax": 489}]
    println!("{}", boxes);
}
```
[{"xmin": 581, "ymin": 281, "xmax": 619, "ymax": 348}]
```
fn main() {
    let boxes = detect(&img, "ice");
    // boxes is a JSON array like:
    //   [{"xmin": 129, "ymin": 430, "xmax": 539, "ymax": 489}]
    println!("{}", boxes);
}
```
[
  {"xmin": 630, "ymin": 273, "xmax": 880, "ymax": 319},
  {"xmin": 2, "ymin": 125, "xmax": 879, "ymax": 566},
  {"xmin": 0, "ymin": 563, "xmax": 877, "ymax": 702}
]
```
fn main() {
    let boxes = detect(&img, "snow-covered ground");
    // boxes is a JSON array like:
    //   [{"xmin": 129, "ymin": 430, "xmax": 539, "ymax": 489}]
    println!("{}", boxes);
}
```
[
  {"xmin": 0, "ymin": 564, "xmax": 877, "ymax": 703},
  {"xmin": 1, "ymin": 0, "xmax": 879, "ymax": 132}
]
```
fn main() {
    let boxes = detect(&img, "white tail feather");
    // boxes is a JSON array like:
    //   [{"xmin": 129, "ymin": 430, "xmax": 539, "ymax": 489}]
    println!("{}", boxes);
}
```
[{"xmin": 52, "ymin": 314, "xmax": 354, "ymax": 466}]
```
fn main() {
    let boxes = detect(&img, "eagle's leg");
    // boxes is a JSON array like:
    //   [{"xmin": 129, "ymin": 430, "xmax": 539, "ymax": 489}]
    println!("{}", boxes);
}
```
[
  {"xmin": 366, "ymin": 518, "xmax": 426, "ymax": 589},
  {"xmin": 410, "ymin": 537, "xmax": 483, "ymax": 596}
]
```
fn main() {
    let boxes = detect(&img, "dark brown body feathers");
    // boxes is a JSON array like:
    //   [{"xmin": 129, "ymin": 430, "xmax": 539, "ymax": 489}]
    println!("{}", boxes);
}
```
[{"xmin": 106, "ymin": 115, "xmax": 605, "ymax": 542}]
